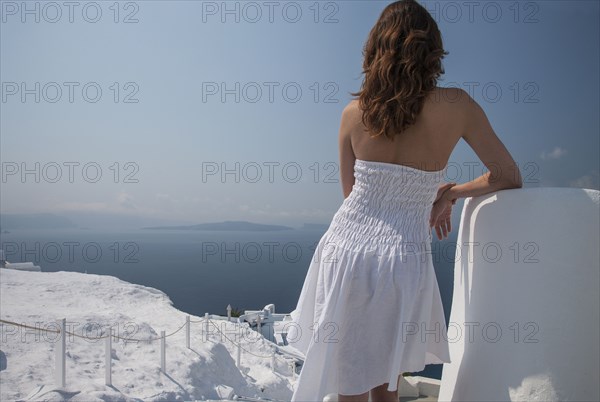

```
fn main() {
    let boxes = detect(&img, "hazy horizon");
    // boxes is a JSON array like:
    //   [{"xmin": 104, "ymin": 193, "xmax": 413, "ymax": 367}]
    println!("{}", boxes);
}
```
[{"xmin": 0, "ymin": 211, "xmax": 335, "ymax": 231}]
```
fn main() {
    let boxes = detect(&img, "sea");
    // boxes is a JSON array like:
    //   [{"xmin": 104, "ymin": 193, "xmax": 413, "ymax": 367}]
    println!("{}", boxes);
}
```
[{"xmin": 0, "ymin": 227, "xmax": 457, "ymax": 380}]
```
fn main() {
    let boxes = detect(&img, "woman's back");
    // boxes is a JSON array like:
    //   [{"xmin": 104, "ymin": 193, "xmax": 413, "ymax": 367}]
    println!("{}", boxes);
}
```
[{"xmin": 347, "ymin": 86, "xmax": 465, "ymax": 172}]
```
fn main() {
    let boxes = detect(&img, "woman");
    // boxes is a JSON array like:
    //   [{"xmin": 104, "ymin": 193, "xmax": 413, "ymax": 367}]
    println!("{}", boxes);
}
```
[{"xmin": 287, "ymin": 1, "xmax": 523, "ymax": 401}]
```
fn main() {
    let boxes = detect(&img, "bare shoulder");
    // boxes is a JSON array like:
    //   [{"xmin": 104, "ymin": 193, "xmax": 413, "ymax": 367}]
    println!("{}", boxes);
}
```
[
  {"xmin": 339, "ymin": 99, "xmax": 363, "ymax": 129},
  {"xmin": 342, "ymin": 99, "xmax": 361, "ymax": 117},
  {"xmin": 428, "ymin": 86, "xmax": 472, "ymax": 107},
  {"xmin": 429, "ymin": 86, "xmax": 477, "ymax": 123},
  {"xmin": 434, "ymin": 86, "xmax": 488, "ymax": 123}
]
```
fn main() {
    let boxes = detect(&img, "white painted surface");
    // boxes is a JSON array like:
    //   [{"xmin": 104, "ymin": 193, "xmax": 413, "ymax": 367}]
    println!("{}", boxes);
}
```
[
  {"xmin": 3, "ymin": 262, "xmax": 41, "ymax": 271},
  {"xmin": 439, "ymin": 187, "xmax": 600, "ymax": 401}
]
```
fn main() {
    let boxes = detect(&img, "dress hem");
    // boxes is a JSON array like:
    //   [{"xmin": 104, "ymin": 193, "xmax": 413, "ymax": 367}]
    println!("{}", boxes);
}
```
[{"xmin": 337, "ymin": 353, "xmax": 452, "ymax": 396}]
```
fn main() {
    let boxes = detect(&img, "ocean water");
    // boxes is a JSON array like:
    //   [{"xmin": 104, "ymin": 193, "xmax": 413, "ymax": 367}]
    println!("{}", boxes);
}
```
[{"xmin": 0, "ymin": 227, "xmax": 456, "ymax": 380}]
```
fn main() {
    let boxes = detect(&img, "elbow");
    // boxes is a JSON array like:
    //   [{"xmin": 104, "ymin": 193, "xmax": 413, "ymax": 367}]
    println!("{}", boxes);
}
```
[
  {"xmin": 499, "ymin": 177, "xmax": 523, "ymax": 190},
  {"xmin": 492, "ymin": 166, "xmax": 523, "ymax": 190},
  {"xmin": 511, "ymin": 169, "xmax": 524, "ymax": 189}
]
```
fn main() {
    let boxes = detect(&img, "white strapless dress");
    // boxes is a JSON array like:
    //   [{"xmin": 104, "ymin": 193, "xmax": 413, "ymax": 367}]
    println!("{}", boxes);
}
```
[{"xmin": 287, "ymin": 159, "xmax": 452, "ymax": 401}]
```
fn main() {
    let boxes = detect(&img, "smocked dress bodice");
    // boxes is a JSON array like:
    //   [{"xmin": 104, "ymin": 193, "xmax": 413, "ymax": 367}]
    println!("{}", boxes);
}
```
[{"xmin": 328, "ymin": 159, "xmax": 447, "ymax": 255}]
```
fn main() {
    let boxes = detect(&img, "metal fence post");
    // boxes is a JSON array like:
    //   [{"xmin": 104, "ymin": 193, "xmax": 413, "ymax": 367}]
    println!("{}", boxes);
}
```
[
  {"xmin": 105, "ymin": 328, "xmax": 112, "ymax": 386},
  {"xmin": 55, "ymin": 318, "xmax": 66, "ymax": 388},
  {"xmin": 186, "ymin": 315, "xmax": 190, "ymax": 349},
  {"xmin": 204, "ymin": 313, "xmax": 209, "ymax": 340},
  {"xmin": 160, "ymin": 330, "xmax": 166, "ymax": 373}
]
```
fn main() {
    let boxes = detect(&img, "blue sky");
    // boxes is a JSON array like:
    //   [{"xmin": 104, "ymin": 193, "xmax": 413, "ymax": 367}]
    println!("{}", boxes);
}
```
[{"xmin": 1, "ymin": 0, "xmax": 599, "ymax": 227}]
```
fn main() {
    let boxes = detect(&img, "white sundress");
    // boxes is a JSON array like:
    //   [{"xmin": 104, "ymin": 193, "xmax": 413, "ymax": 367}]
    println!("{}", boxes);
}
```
[{"xmin": 287, "ymin": 158, "xmax": 452, "ymax": 401}]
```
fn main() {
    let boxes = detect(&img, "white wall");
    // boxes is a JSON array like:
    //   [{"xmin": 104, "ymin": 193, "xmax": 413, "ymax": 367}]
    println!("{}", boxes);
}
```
[{"xmin": 439, "ymin": 187, "xmax": 600, "ymax": 401}]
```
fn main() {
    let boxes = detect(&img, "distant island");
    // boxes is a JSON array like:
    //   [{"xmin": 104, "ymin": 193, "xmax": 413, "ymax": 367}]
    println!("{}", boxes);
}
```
[{"xmin": 143, "ymin": 220, "xmax": 294, "ymax": 232}]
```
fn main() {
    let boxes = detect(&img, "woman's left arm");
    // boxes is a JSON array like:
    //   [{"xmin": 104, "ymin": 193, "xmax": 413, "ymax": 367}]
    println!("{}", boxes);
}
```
[{"xmin": 338, "ymin": 105, "xmax": 356, "ymax": 199}]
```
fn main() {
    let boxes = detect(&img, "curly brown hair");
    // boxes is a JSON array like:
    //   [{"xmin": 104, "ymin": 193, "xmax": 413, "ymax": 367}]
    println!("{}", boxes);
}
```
[{"xmin": 351, "ymin": 0, "xmax": 448, "ymax": 141}]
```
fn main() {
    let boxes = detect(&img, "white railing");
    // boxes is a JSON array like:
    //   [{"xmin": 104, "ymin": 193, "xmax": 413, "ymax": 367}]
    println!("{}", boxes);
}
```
[{"xmin": 0, "ymin": 312, "xmax": 299, "ymax": 392}]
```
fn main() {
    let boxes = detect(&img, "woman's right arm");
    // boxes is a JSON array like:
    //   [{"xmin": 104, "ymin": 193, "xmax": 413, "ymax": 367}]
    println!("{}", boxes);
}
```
[{"xmin": 443, "ymin": 90, "xmax": 523, "ymax": 202}]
